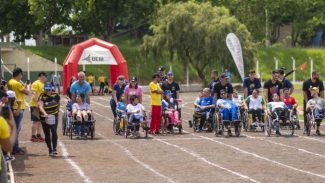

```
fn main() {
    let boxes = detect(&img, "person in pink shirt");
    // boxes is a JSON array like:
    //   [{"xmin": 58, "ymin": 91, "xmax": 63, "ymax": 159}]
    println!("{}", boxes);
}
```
[{"xmin": 124, "ymin": 76, "xmax": 143, "ymax": 104}]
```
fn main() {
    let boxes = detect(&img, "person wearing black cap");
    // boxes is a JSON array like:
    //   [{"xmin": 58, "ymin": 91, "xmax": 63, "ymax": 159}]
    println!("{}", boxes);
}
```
[
  {"xmin": 124, "ymin": 76, "xmax": 142, "ymax": 104},
  {"xmin": 8, "ymin": 67, "xmax": 29, "ymax": 155},
  {"xmin": 38, "ymin": 82, "xmax": 60, "ymax": 156},
  {"xmin": 161, "ymin": 71, "xmax": 180, "ymax": 100},
  {"xmin": 243, "ymin": 69, "xmax": 261, "ymax": 98},
  {"xmin": 213, "ymin": 73, "xmax": 233, "ymax": 100},
  {"xmin": 158, "ymin": 66, "xmax": 167, "ymax": 84}
]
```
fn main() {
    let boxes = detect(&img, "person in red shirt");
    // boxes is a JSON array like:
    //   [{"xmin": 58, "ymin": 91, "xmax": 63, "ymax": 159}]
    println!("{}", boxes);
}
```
[{"xmin": 282, "ymin": 88, "xmax": 300, "ymax": 129}]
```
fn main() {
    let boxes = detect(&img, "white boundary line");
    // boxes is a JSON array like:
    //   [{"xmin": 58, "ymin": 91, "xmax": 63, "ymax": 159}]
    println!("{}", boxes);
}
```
[
  {"xmin": 244, "ymin": 134, "xmax": 325, "ymax": 159},
  {"xmin": 190, "ymin": 133, "xmax": 325, "ymax": 179},
  {"xmin": 155, "ymin": 138, "xmax": 260, "ymax": 183},
  {"xmin": 95, "ymin": 132, "xmax": 176, "ymax": 183},
  {"xmin": 299, "ymin": 136, "xmax": 325, "ymax": 143},
  {"xmin": 58, "ymin": 140, "xmax": 93, "ymax": 183},
  {"xmin": 7, "ymin": 159, "xmax": 15, "ymax": 183}
]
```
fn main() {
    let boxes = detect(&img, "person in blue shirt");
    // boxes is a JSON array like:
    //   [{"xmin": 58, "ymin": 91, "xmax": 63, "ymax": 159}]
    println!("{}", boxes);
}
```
[
  {"xmin": 217, "ymin": 89, "xmax": 239, "ymax": 136},
  {"xmin": 70, "ymin": 72, "xmax": 91, "ymax": 104},
  {"xmin": 195, "ymin": 88, "xmax": 215, "ymax": 132},
  {"xmin": 243, "ymin": 69, "xmax": 261, "ymax": 98},
  {"xmin": 278, "ymin": 68, "xmax": 294, "ymax": 94},
  {"xmin": 116, "ymin": 93, "xmax": 127, "ymax": 118},
  {"xmin": 216, "ymin": 89, "xmax": 239, "ymax": 122},
  {"xmin": 110, "ymin": 75, "xmax": 127, "ymax": 118}
]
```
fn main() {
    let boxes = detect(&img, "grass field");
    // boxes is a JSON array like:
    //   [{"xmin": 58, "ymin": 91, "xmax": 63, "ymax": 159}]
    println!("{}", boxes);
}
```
[{"xmin": 22, "ymin": 35, "xmax": 325, "ymax": 83}]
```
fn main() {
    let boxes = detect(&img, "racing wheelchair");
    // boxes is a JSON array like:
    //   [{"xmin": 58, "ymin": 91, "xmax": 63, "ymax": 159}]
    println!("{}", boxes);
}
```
[
  {"xmin": 305, "ymin": 109, "xmax": 323, "ymax": 136},
  {"xmin": 189, "ymin": 109, "xmax": 215, "ymax": 133},
  {"xmin": 214, "ymin": 108, "xmax": 242, "ymax": 137},
  {"xmin": 265, "ymin": 108, "xmax": 294, "ymax": 137},
  {"xmin": 124, "ymin": 112, "xmax": 149, "ymax": 138},
  {"xmin": 160, "ymin": 104, "xmax": 182, "ymax": 134},
  {"xmin": 69, "ymin": 111, "xmax": 96, "ymax": 139}
]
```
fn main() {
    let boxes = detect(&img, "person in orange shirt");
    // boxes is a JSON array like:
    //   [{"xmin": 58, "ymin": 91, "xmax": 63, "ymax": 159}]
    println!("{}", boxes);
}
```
[{"xmin": 149, "ymin": 73, "xmax": 163, "ymax": 134}]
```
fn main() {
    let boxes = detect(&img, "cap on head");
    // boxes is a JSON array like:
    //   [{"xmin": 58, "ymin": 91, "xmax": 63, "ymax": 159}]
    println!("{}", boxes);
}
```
[
  {"xmin": 164, "ymin": 90, "xmax": 173, "ymax": 96},
  {"xmin": 167, "ymin": 71, "xmax": 173, "ymax": 76},
  {"xmin": 44, "ymin": 82, "xmax": 52, "ymax": 90},
  {"xmin": 220, "ymin": 73, "xmax": 227, "ymax": 78},
  {"xmin": 158, "ymin": 66, "xmax": 165, "ymax": 72},
  {"xmin": 131, "ymin": 76, "xmax": 138, "ymax": 82},
  {"xmin": 311, "ymin": 87, "xmax": 319, "ymax": 93},
  {"xmin": 6, "ymin": 90, "xmax": 15, "ymax": 98}
]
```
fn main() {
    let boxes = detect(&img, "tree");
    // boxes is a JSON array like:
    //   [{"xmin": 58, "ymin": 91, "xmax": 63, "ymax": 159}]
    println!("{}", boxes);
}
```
[
  {"xmin": 0, "ymin": 0, "xmax": 37, "ymax": 42},
  {"xmin": 142, "ymin": 2, "xmax": 255, "ymax": 84},
  {"xmin": 28, "ymin": 0, "xmax": 72, "ymax": 45}
]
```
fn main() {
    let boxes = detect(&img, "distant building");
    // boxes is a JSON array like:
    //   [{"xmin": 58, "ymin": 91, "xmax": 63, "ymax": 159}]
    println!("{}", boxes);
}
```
[{"xmin": 48, "ymin": 35, "xmax": 88, "ymax": 46}]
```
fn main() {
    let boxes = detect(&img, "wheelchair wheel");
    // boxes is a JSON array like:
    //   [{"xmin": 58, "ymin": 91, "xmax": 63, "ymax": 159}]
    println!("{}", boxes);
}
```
[
  {"xmin": 242, "ymin": 111, "xmax": 248, "ymax": 132},
  {"xmin": 144, "ymin": 122, "xmax": 149, "ymax": 138},
  {"xmin": 286, "ymin": 121, "xmax": 294, "ymax": 136},
  {"xmin": 69, "ymin": 124, "xmax": 74, "ymax": 139},
  {"xmin": 113, "ymin": 118, "xmax": 118, "ymax": 135},
  {"xmin": 160, "ymin": 117, "xmax": 167, "ymax": 134},
  {"xmin": 90, "ymin": 124, "xmax": 95, "ymax": 139},
  {"xmin": 178, "ymin": 124, "xmax": 182, "ymax": 134},
  {"xmin": 306, "ymin": 114, "xmax": 312, "ymax": 136},
  {"xmin": 193, "ymin": 118, "xmax": 198, "ymax": 132},
  {"xmin": 62, "ymin": 111, "xmax": 67, "ymax": 136},
  {"xmin": 265, "ymin": 115, "xmax": 272, "ymax": 137},
  {"xmin": 215, "ymin": 113, "xmax": 223, "ymax": 137}
]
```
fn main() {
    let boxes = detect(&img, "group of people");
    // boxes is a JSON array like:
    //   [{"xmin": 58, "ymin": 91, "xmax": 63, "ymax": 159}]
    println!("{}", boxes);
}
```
[{"xmin": 193, "ymin": 68, "xmax": 324, "ymax": 136}]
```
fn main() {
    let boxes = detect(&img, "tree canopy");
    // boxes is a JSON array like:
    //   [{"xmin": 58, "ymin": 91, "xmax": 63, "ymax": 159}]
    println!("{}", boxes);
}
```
[{"xmin": 142, "ymin": 1, "xmax": 255, "ymax": 83}]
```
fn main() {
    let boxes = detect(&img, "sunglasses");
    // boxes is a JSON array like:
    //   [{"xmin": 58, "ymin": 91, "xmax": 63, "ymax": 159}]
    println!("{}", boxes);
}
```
[
  {"xmin": 118, "ymin": 78, "xmax": 124, "ymax": 81},
  {"xmin": 221, "ymin": 93, "xmax": 226, "ymax": 95}
]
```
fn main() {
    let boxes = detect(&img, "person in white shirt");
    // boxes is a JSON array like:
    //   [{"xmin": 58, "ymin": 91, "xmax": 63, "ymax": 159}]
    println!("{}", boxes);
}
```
[
  {"xmin": 267, "ymin": 93, "xmax": 288, "ymax": 136},
  {"xmin": 72, "ymin": 93, "xmax": 92, "ymax": 122},
  {"xmin": 127, "ymin": 95, "xmax": 146, "ymax": 123},
  {"xmin": 245, "ymin": 89, "xmax": 266, "ymax": 127},
  {"xmin": 306, "ymin": 87, "xmax": 325, "ymax": 135}
]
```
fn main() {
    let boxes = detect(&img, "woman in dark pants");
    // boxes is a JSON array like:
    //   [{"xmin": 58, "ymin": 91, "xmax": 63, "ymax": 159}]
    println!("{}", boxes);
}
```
[{"xmin": 38, "ymin": 82, "xmax": 60, "ymax": 156}]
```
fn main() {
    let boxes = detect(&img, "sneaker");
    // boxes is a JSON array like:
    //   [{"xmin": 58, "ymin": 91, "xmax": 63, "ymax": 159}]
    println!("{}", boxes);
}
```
[
  {"xmin": 196, "ymin": 128, "xmax": 203, "ymax": 133},
  {"xmin": 30, "ymin": 136, "xmax": 39, "ymax": 142},
  {"xmin": 227, "ymin": 129, "xmax": 233, "ymax": 137},
  {"xmin": 37, "ymin": 135, "xmax": 45, "ymax": 142},
  {"xmin": 5, "ymin": 155, "xmax": 15, "ymax": 162},
  {"xmin": 48, "ymin": 151, "xmax": 54, "ymax": 156},
  {"xmin": 316, "ymin": 130, "xmax": 321, "ymax": 136},
  {"xmin": 276, "ymin": 131, "xmax": 281, "ymax": 136},
  {"xmin": 52, "ymin": 149, "xmax": 58, "ymax": 155}
]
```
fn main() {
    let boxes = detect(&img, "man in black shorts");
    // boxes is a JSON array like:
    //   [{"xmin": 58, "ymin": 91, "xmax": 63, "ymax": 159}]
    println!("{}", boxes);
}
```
[
  {"xmin": 303, "ymin": 70, "xmax": 324, "ymax": 133},
  {"xmin": 213, "ymin": 73, "xmax": 233, "ymax": 99},
  {"xmin": 263, "ymin": 70, "xmax": 283, "ymax": 103}
]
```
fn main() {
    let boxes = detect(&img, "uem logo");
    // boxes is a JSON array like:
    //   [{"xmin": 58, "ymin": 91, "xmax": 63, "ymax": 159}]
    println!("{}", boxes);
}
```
[{"xmin": 82, "ymin": 54, "xmax": 104, "ymax": 63}]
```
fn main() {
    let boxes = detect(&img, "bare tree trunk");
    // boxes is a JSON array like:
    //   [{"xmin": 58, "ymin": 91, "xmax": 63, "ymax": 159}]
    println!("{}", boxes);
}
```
[{"xmin": 35, "ymin": 30, "xmax": 44, "ymax": 46}]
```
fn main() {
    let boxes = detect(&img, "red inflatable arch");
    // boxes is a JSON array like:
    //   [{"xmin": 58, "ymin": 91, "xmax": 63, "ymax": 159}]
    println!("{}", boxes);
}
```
[{"xmin": 63, "ymin": 38, "xmax": 129, "ymax": 94}]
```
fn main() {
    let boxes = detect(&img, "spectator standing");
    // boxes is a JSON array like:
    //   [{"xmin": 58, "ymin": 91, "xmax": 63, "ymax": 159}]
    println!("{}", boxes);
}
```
[
  {"xmin": 149, "ymin": 74, "xmax": 163, "ymax": 134},
  {"xmin": 243, "ymin": 69, "xmax": 261, "ymax": 98},
  {"xmin": 8, "ymin": 68, "xmax": 29, "ymax": 155}
]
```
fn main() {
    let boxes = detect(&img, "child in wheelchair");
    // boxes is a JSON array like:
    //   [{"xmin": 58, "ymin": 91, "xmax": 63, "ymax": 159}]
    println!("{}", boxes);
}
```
[
  {"xmin": 115, "ymin": 93, "xmax": 128, "ymax": 135},
  {"xmin": 283, "ymin": 87, "xmax": 300, "ymax": 129},
  {"xmin": 162, "ymin": 90, "xmax": 182, "ymax": 132},
  {"xmin": 267, "ymin": 93, "xmax": 289, "ymax": 136},
  {"xmin": 126, "ymin": 95, "xmax": 146, "ymax": 137},
  {"xmin": 306, "ymin": 87, "xmax": 325, "ymax": 135},
  {"xmin": 72, "ymin": 93, "xmax": 94, "ymax": 136},
  {"xmin": 193, "ymin": 88, "xmax": 215, "ymax": 132},
  {"xmin": 245, "ymin": 89, "xmax": 266, "ymax": 129},
  {"xmin": 216, "ymin": 89, "xmax": 240, "ymax": 136}
]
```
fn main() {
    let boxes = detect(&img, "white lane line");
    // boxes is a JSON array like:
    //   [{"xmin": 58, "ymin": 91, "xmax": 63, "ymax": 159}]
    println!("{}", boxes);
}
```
[
  {"xmin": 299, "ymin": 136, "xmax": 325, "ymax": 143},
  {"xmin": 95, "ymin": 132, "xmax": 176, "ymax": 183},
  {"xmin": 156, "ymin": 138, "xmax": 260, "ymax": 183},
  {"xmin": 244, "ymin": 134, "xmax": 325, "ymax": 159},
  {"xmin": 190, "ymin": 133, "xmax": 325, "ymax": 179},
  {"xmin": 58, "ymin": 141, "xmax": 93, "ymax": 183}
]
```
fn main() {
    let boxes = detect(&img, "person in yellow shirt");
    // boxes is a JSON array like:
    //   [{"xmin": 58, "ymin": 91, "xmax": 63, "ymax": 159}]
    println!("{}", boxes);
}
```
[
  {"xmin": 149, "ymin": 73, "xmax": 163, "ymax": 134},
  {"xmin": 87, "ymin": 73, "xmax": 95, "ymax": 95},
  {"xmin": 8, "ymin": 67, "xmax": 29, "ymax": 155},
  {"xmin": 0, "ymin": 93, "xmax": 17, "ymax": 182},
  {"xmin": 98, "ymin": 73, "xmax": 106, "ymax": 95},
  {"xmin": 30, "ymin": 72, "xmax": 47, "ymax": 142}
]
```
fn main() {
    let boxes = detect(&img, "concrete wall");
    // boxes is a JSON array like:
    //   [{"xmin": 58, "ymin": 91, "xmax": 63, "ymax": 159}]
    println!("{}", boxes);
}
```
[{"xmin": 1, "ymin": 48, "xmax": 62, "ymax": 72}]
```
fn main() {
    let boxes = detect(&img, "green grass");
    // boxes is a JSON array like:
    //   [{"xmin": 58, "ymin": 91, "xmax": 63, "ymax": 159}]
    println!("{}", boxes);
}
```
[{"xmin": 22, "ymin": 36, "xmax": 325, "ymax": 84}]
